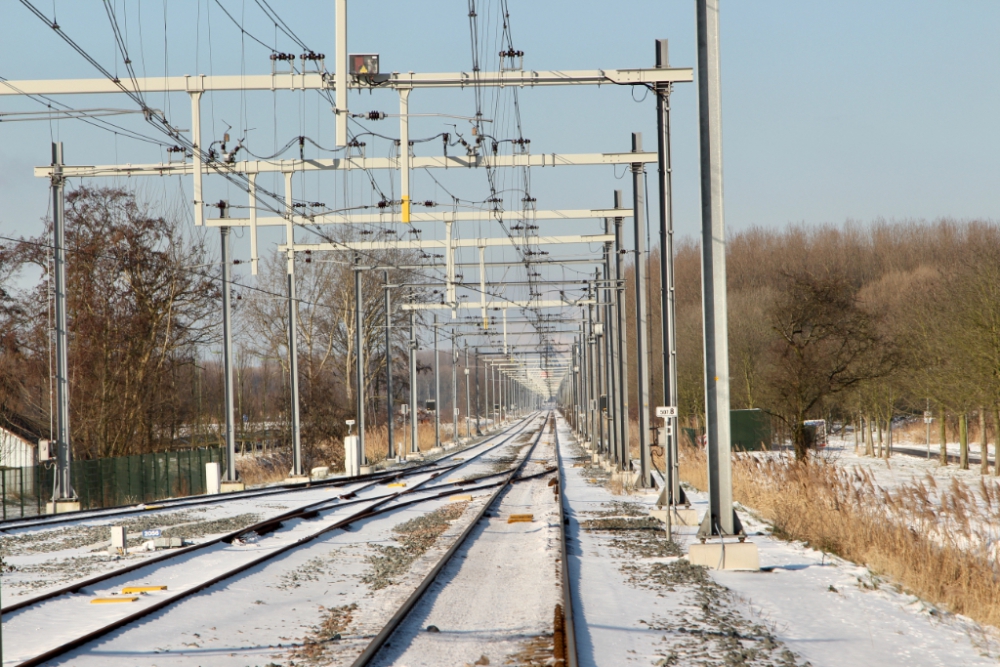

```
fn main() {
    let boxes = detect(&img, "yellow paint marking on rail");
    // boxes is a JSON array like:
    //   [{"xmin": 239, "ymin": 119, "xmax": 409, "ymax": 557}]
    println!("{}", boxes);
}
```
[
  {"xmin": 121, "ymin": 586, "xmax": 167, "ymax": 594},
  {"xmin": 532, "ymin": 459, "xmax": 548, "ymax": 464},
  {"xmin": 387, "ymin": 482, "xmax": 407, "ymax": 488},
  {"xmin": 449, "ymin": 494, "xmax": 473, "ymax": 502},
  {"xmin": 507, "ymin": 514, "xmax": 535, "ymax": 523},
  {"xmin": 91, "ymin": 596, "xmax": 140, "ymax": 604},
  {"xmin": 452, "ymin": 457, "xmax": 465, "ymax": 461},
  {"xmin": 143, "ymin": 505, "xmax": 165, "ymax": 510}
]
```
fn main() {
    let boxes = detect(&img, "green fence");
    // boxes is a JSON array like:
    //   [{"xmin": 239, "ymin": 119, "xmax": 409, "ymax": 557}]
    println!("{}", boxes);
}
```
[{"xmin": 0, "ymin": 446, "xmax": 226, "ymax": 519}]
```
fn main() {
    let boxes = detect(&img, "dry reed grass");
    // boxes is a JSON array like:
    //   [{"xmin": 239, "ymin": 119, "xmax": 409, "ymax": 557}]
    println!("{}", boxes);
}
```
[
  {"xmin": 236, "ymin": 452, "xmax": 291, "ymax": 486},
  {"xmin": 680, "ymin": 444, "xmax": 1000, "ymax": 629}
]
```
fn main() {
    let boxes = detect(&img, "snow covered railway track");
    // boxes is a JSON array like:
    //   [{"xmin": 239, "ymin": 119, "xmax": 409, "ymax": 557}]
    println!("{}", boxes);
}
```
[
  {"xmin": 2, "ymin": 415, "xmax": 548, "ymax": 667},
  {"xmin": 2, "ymin": 416, "xmax": 540, "ymax": 618},
  {"xmin": 0, "ymin": 422, "xmax": 529, "ymax": 534},
  {"xmin": 354, "ymin": 412, "xmax": 578, "ymax": 667}
]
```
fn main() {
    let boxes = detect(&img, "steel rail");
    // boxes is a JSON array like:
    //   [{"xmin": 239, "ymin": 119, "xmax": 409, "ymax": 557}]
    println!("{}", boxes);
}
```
[
  {"xmin": 11, "ymin": 414, "xmax": 548, "ymax": 667},
  {"xmin": 1, "ymin": 416, "xmax": 538, "ymax": 616},
  {"xmin": 553, "ymin": 415, "xmax": 580, "ymax": 667},
  {"xmin": 350, "ymin": 412, "xmax": 553, "ymax": 667}
]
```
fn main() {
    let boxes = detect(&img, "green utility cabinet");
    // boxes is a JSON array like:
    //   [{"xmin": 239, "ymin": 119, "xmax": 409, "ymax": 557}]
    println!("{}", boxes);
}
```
[{"xmin": 730, "ymin": 409, "xmax": 771, "ymax": 451}]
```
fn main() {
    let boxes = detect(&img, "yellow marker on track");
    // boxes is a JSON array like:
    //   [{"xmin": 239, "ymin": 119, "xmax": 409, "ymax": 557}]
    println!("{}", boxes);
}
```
[
  {"xmin": 144, "ymin": 505, "xmax": 165, "ymax": 510},
  {"xmin": 91, "ymin": 596, "xmax": 140, "ymax": 604},
  {"xmin": 387, "ymin": 482, "xmax": 406, "ymax": 488},
  {"xmin": 449, "ymin": 494, "xmax": 473, "ymax": 502},
  {"xmin": 507, "ymin": 514, "xmax": 534, "ymax": 523},
  {"xmin": 122, "ymin": 586, "xmax": 167, "ymax": 594}
]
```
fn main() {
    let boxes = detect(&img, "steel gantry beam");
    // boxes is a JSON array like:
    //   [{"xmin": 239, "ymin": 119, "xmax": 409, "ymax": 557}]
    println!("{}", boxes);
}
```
[
  {"xmin": 279, "ymin": 234, "xmax": 613, "ymax": 253},
  {"xmin": 1, "ymin": 67, "xmax": 692, "ymax": 97},
  {"xmin": 33, "ymin": 153, "xmax": 659, "ymax": 180}
]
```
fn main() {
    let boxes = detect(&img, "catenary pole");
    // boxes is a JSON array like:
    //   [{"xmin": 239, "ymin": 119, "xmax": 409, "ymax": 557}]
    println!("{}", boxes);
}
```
[
  {"xmin": 355, "ymin": 260, "xmax": 366, "ymax": 466},
  {"xmin": 287, "ymin": 250, "xmax": 303, "ymax": 477},
  {"xmin": 603, "ymin": 217, "xmax": 618, "ymax": 464},
  {"xmin": 696, "ymin": 0, "xmax": 741, "ymax": 538},
  {"xmin": 408, "ymin": 304, "xmax": 418, "ymax": 454},
  {"xmin": 475, "ymin": 348, "xmax": 482, "ymax": 435},
  {"xmin": 433, "ymin": 317, "xmax": 440, "ymax": 448},
  {"xmin": 632, "ymin": 133, "xmax": 654, "ymax": 488},
  {"xmin": 451, "ymin": 329, "xmax": 458, "ymax": 443},
  {"xmin": 220, "ymin": 225, "xmax": 237, "ymax": 482},
  {"xmin": 465, "ymin": 346, "xmax": 472, "ymax": 439},
  {"xmin": 656, "ymin": 39, "xmax": 684, "ymax": 507},
  {"xmin": 50, "ymin": 142, "xmax": 74, "ymax": 503},
  {"xmin": 384, "ymin": 271, "xmax": 394, "ymax": 459},
  {"xmin": 613, "ymin": 191, "xmax": 631, "ymax": 470}
]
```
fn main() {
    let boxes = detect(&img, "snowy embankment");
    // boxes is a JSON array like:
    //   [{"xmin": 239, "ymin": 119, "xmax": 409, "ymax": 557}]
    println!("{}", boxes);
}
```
[{"xmin": 558, "ymin": 418, "xmax": 1000, "ymax": 667}]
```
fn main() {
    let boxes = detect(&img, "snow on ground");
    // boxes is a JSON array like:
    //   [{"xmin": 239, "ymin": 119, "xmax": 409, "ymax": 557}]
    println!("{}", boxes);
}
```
[
  {"xmin": 5, "ymin": 415, "xmax": 547, "ymax": 666},
  {"xmin": 558, "ymin": 417, "xmax": 1000, "ymax": 667},
  {"xmin": 0, "ymin": 421, "xmax": 525, "ymax": 605},
  {"xmin": 818, "ymin": 435, "xmax": 998, "ymax": 495},
  {"xmin": 369, "ymin": 422, "xmax": 562, "ymax": 667}
]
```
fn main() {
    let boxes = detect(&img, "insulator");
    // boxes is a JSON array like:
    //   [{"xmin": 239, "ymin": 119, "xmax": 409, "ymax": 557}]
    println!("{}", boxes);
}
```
[
  {"xmin": 422, "ymin": 200, "xmax": 435, "ymax": 208},
  {"xmin": 367, "ymin": 110, "xmax": 386, "ymax": 121}
]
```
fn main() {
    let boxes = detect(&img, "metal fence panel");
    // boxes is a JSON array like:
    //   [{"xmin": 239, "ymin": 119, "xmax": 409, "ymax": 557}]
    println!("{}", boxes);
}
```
[{"xmin": 0, "ymin": 447, "xmax": 226, "ymax": 517}]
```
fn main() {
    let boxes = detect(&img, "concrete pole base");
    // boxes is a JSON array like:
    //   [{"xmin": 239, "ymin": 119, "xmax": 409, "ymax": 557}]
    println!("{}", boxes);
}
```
[
  {"xmin": 284, "ymin": 475, "xmax": 310, "ymax": 485},
  {"xmin": 220, "ymin": 481, "xmax": 246, "ymax": 493},
  {"xmin": 688, "ymin": 541, "xmax": 759, "ymax": 570},
  {"xmin": 359, "ymin": 465, "xmax": 373, "ymax": 475},
  {"xmin": 45, "ymin": 499, "xmax": 81, "ymax": 514},
  {"xmin": 650, "ymin": 507, "xmax": 700, "ymax": 527}
]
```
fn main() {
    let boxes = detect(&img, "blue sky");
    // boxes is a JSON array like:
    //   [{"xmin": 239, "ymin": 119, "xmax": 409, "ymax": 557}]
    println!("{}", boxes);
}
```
[{"xmin": 1, "ymin": 0, "xmax": 997, "ymax": 261}]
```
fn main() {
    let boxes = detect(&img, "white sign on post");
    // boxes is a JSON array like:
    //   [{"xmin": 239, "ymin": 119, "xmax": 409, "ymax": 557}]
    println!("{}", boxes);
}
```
[
  {"xmin": 454, "ymin": 408, "xmax": 460, "ymax": 416},
  {"xmin": 655, "ymin": 406, "xmax": 678, "ymax": 419},
  {"xmin": 923, "ymin": 410, "xmax": 933, "ymax": 424}
]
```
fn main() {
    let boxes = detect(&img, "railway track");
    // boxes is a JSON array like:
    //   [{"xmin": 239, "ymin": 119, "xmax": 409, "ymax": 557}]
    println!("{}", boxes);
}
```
[
  {"xmin": 354, "ymin": 411, "xmax": 578, "ymax": 667},
  {"xmin": 0, "ymin": 421, "xmax": 511, "ymax": 533},
  {"xmin": 3, "ymin": 414, "xmax": 546, "ymax": 666}
]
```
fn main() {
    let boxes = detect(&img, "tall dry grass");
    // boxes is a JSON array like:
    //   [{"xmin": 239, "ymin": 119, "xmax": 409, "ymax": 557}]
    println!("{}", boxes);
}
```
[{"xmin": 680, "ymin": 445, "xmax": 1000, "ymax": 629}]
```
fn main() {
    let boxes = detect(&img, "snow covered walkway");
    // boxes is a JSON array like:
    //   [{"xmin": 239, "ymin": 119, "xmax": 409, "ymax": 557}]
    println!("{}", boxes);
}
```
[{"xmin": 557, "ymin": 417, "xmax": 1000, "ymax": 667}]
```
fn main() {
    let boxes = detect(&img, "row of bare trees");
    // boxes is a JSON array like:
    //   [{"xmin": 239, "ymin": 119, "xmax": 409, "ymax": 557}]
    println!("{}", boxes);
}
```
[
  {"xmin": 622, "ymin": 219, "xmax": 1000, "ymax": 460},
  {"xmin": 0, "ymin": 186, "xmax": 435, "ymax": 467}
]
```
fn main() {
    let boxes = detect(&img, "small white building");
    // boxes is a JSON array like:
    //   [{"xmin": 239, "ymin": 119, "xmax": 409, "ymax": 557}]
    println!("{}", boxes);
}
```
[{"xmin": 0, "ymin": 414, "xmax": 43, "ymax": 468}]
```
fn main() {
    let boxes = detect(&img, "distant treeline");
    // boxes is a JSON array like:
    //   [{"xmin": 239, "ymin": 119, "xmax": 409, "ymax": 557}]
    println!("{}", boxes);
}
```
[{"xmin": 623, "ymin": 219, "xmax": 1000, "ymax": 458}]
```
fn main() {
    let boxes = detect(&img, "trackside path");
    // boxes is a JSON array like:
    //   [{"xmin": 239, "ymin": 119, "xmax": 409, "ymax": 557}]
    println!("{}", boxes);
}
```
[{"xmin": 557, "ymin": 416, "xmax": 1000, "ymax": 667}]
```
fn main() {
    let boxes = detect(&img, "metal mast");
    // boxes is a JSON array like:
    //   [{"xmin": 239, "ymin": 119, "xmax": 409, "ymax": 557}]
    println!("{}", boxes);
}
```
[
  {"xmin": 355, "ymin": 260, "xmax": 366, "ymax": 465},
  {"xmin": 221, "ymin": 225, "xmax": 237, "ymax": 483},
  {"xmin": 287, "ymin": 250, "xmax": 303, "ymax": 478},
  {"xmin": 384, "ymin": 271, "xmax": 395, "ymax": 459},
  {"xmin": 696, "ymin": 0, "xmax": 741, "ymax": 538},
  {"xmin": 655, "ymin": 39, "xmax": 685, "ymax": 507},
  {"xmin": 50, "ymin": 142, "xmax": 75, "ymax": 506}
]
